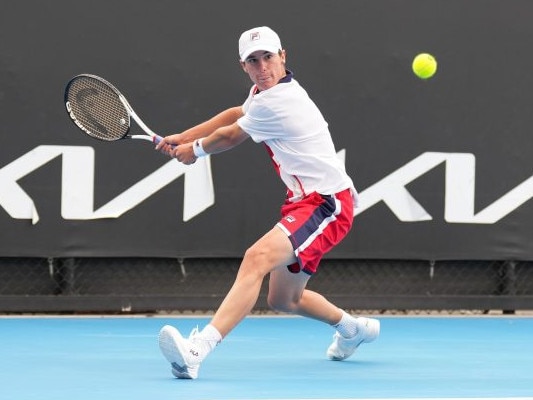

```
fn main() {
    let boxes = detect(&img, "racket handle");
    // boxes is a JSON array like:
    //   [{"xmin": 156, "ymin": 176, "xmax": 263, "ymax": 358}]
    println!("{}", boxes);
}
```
[{"xmin": 153, "ymin": 135, "xmax": 176, "ymax": 149}]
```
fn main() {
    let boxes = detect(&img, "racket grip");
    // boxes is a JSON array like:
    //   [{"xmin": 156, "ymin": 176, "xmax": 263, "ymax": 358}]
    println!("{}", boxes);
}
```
[{"xmin": 153, "ymin": 135, "xmax": 176, "ymax": 149}]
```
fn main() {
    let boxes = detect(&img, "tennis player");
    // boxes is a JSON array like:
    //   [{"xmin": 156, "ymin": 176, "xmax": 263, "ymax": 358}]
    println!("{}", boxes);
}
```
[{"xmin": 155, "ymin": 26, "xmax": 379, "ymax": 379}]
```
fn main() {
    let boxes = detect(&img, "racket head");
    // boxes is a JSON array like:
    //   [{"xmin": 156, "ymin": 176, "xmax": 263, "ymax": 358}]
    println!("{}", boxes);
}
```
[{"xmin": 65, "ymin": 74, "xmax": 131, "ymax": 141}]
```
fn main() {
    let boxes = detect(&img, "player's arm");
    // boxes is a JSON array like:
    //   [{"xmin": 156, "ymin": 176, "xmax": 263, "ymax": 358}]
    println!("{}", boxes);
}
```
[
  {"xmin": 201, "ymin": 122, "xmax": 249, "ymax": 154},
  {"xmin": 173, "ymin": 122, "xmax": 249, "ymax": 165},
  {"xmin": 156, "ymin": 106, "xmax": 243, "ymax": 151}
]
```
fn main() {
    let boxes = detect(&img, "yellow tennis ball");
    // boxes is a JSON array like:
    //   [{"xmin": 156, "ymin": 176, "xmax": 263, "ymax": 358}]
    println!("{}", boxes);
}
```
[{"xmin": 412, "ymin": 53, "xmax": 437, "ymax": 79}]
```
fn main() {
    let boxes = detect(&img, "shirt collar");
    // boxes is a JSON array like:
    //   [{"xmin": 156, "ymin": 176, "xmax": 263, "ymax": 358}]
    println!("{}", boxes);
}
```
[{"xmin": 279, "ymin": 69, "xmax": 293, "ymax": 83}]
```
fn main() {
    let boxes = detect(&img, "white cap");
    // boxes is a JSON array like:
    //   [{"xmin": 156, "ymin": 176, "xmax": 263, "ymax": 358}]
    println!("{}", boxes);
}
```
[{"xmin": 239, "ymin": 26, "xmax": 282, "ymax": 61}]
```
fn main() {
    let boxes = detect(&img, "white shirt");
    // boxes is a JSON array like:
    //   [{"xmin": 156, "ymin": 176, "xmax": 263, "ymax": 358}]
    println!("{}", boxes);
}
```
[{"xmin": 237, "ymin": 76, "xmax": 357, "ymax": 204}]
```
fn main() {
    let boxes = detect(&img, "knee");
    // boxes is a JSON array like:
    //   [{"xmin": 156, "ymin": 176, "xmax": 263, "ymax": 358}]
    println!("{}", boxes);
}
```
[
  {"xmin": 243, "ymin": 245, "xmax": 268, "ymax": 264},
  {"xmin": 241, "ymin": 245, "xmax": 273, "ymax": 276}
]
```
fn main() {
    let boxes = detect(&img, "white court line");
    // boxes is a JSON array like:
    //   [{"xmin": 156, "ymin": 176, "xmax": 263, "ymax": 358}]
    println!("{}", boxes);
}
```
[{"xmin": 260, "ymin": 398, "xmax": 533, "ymax": 400}]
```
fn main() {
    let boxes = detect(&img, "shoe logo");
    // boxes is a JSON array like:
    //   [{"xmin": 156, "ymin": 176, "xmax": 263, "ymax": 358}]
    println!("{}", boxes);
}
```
[{"xmin": 189, "ymin": 349, "xmax": 199, "ymax": 357}]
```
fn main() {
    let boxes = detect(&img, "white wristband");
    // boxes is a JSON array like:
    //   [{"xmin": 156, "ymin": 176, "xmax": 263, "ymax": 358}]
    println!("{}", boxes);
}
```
[{"xmin": 193, "ymin": 138, "xmax": 208, "ymax": 157}]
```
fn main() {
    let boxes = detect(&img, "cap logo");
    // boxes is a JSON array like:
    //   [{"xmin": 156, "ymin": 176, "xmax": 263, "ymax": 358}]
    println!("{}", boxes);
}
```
[{"xmin": 250, "ymin": 32, "xmax": 260, "ymax": 41}]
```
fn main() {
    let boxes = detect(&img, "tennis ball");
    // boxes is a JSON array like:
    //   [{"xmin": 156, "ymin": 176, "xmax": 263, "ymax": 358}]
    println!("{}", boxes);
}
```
[{"xmin": 412, "ymin": 53, "xmax": 437, "ymax": 79}]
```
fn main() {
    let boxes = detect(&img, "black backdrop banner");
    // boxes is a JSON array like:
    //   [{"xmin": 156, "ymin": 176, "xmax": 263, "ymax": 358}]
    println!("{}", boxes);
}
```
[{"xmin": 0, "ymin": 0, "xmax": 532, "ymax": 260}]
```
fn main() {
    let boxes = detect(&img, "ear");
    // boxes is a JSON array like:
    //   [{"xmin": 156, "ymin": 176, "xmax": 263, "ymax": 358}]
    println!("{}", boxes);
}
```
[
  {"xmin": 279, "ymin": 49, "xmax": 287, "ymax": 63},
  {"xmin": 239, "ymin": 60, "xmax": 247, "ymax": 72}
]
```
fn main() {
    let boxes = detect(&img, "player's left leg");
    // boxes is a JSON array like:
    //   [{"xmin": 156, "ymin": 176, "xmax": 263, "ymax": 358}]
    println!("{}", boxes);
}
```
[
  {"xmin": 267, "ymin": 266, "xmax": 380, "ymax": 361},
  {"xmin": 267, "ymin": 188, "xmax": 380, "ymax": 361},
  {"xmin": 267, "ymin": 266, "xmax": 342, "ymax": 324}
]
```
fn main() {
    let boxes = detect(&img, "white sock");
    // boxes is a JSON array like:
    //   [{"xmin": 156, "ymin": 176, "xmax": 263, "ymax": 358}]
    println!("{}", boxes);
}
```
[
  {"xmin": 198, "ymin": 324, "xmax": 222, "ymax": 352},
  {"xmin": 333, "ymin": 310, "xmax": 358, "ymax": 338},
  {"xmin": 187, "ymin": 324, "xmax": 222, "ymax": 363}
]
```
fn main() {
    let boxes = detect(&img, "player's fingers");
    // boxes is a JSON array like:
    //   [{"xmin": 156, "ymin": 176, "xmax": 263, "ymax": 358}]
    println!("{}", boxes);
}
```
[
  {"xmin": 156, "ymin": 139, "xmax": 173, "ymax": 153},
  {"xmin": 181, "ymin": 156, "xmax": 197, "ymax": 165},
  {"xmin": 157, "ymin": 142, "xmax": 174, "ymax": 156},
  {"xmin": 173, "ymin": 149, "xmax": 196, "ymax": 165},
  {"xmin": 154, "ymin": 135, "xmax": 167, "ymax": 150}
]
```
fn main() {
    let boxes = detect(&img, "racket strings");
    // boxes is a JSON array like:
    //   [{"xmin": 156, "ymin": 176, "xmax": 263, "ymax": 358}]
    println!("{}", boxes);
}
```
[{"xmin": 66, "ymin": 76, "xmax": 129, "ymax": 141}]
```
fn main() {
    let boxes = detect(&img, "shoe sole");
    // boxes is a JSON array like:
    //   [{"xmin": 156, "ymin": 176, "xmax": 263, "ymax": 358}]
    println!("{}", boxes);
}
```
[
  {"xmin": 159, "ymin": 325, "xmax": 197, "ymax": 379},
  {"xmin": 172, "ymin": 366, "xmax": 197, "ymax": 379}
]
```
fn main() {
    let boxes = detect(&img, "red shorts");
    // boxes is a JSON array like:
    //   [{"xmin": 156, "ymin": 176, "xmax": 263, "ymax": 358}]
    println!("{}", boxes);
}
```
[{"xmin": 276, "ymin": 189, "xmax": 354, "ymax": 275}]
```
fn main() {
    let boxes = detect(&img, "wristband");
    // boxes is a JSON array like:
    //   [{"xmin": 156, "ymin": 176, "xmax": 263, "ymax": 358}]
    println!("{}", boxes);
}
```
[{"xmin": 193, "ymin": 138, "xmax": 208, "ymax": 157}]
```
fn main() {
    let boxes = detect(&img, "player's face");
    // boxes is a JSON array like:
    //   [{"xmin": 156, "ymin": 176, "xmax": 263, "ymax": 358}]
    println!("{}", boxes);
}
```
[{"xmin": 241, "ymin": 50, "xmax": 287, "ymax": 91}]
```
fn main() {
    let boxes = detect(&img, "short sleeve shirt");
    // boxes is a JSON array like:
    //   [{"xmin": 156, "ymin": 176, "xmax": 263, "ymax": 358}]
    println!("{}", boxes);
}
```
[{"xmin": 237, "ymin": 75, "xmax": 356, "ymax": 202}]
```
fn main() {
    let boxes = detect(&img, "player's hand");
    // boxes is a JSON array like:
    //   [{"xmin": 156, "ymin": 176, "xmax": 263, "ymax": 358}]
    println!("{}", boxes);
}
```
[
  {"xmin": 155, "ymin": 134, "xmax": 184, "ymax": 156},
  {"xmin": 171, "ymin": 142, "xmax": 197, "ymax": 165}
]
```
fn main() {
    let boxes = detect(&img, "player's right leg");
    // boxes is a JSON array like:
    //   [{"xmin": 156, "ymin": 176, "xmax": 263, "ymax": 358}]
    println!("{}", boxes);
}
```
[
  {"xmin": 158, "ymin": 325, "xmax": 202, "ymax": 379},
  {"xmin": 159, "ymin": 225, "xmax": 296, "ymax": 379}
]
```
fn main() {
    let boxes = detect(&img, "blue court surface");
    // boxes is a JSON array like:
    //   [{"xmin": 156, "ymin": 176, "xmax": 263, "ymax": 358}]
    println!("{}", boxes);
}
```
[{"xmin": 1, "ymin": 315, "xmax": 532, "ymax": 400}]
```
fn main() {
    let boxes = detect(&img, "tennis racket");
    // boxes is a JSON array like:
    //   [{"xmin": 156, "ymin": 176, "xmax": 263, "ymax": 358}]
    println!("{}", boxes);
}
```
[{"xmin": 64, "ymin": 74, "xmax": 171, "ymax": 146}]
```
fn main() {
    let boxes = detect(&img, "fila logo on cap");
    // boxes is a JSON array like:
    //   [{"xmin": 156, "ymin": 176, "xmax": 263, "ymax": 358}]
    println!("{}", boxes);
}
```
[{"xmin": 239, "ymin": 26, "xmax": 282, "ymax": 61}]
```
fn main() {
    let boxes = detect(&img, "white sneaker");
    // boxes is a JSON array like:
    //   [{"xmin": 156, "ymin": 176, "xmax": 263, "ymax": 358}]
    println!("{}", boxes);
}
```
[
  {"xmin": 171, "ymin": 364, "xmax": 199, "ymax": 380},
  {"xmin": 326, "ymin": 317, "xmax": 380, "ymax": 361},
  {"xmin": 158, "ymin": 325, "xmax": 203, "ymax": 379}
]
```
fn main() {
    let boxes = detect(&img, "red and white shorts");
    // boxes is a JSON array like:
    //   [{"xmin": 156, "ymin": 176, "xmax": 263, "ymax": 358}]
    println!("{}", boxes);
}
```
[{"xmin": 276, "ymin": 188, "xmax": 354, "ymax": 275}]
